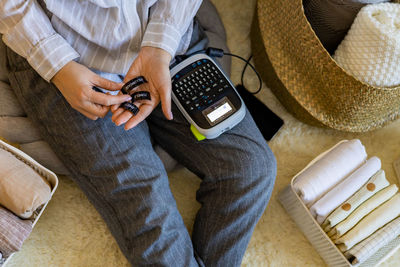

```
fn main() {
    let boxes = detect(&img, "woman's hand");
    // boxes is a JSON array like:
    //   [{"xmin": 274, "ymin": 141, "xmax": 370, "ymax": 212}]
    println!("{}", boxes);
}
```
[
  {"xmin": 111, "ymin": 46, "xmax": 173, "ymax": 130},
  {"xmin": 52, "ymin": 61, "xmax": 132, "ymax": 120}
]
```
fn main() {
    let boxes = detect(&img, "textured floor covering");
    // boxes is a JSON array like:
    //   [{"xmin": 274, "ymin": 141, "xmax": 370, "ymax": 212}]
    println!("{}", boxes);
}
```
[{"xmin": 7, "ymin": 0, "xmax": 400, "ymax": 266}]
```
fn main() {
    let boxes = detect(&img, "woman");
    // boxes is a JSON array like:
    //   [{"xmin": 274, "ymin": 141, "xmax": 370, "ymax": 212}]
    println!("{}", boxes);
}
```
[{"xmin": 0, "ymin": 1, "xmax": 276, "ymax": 266}]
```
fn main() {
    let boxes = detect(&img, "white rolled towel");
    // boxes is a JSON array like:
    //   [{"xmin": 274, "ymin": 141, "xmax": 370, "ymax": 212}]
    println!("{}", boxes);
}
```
[
  {"xmin": 344, "ymin": 216, "xmax": 400, "ymax": 265},
  {"xmin": 328, "ymin": 184, "xmax": 398, "ymax": 239},
  {"xmin": 310, "ymin": 156, "xmax": 381, "ymax": 224},
  {"xmin": 334, "ymin": 3, "xmax": 400, "ymax": 87},
  {"xmin": 322, "ymin": 169, "xmax": 389, "ymax": 230},
  {"xmin": 335, "ymin": 193, "xmax": 400, "ymax": 251},
  {"xmin": 293, "ymin": 139, "xmax": 367, "ymax": 206}
]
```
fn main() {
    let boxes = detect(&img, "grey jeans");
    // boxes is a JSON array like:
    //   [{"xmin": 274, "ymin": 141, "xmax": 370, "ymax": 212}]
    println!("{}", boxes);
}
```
[{"xmin": 6, "ymin": 2, "xmax": 276, "ymax": 266}]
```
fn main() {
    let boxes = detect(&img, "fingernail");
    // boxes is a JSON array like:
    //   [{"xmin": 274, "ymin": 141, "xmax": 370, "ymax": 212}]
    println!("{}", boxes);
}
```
[
  {"xmin": 169, "ymin": 111, "xmax": 173, "ymax": 120},
  {"xmin": 124, "ymin": 96, "xmax": 132, "ymax": 101}
]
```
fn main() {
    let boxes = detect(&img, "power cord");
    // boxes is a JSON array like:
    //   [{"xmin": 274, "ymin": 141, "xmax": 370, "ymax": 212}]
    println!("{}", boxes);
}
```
[{"xmin": 176, "ymin": 47, "xmax": 262, "ymax": 94}]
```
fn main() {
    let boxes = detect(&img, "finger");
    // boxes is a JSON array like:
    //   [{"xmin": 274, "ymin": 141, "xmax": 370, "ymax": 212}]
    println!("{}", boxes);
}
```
[
  {"xmin": 158, "ymin": 84, "xmax": 173, "ymax": 120},
  {"xmin": 83, "ymin": 101, "xmax": 110, "ymax": 118},
  {"xmin": 124, "ymin": 104, "xmax": 153, "ymax": 130},
  {"xmin": 113, "ymin": 102, "xmax": 144, "ymax": 126},
  {"xmin": 94, "ymin": 75, "xmax": 124, "ymax": 91},
  {"xmin": 111, "ymin": 107, "xmax": 126, "ymax": 122},
  {"xmin": 113, "ymin": 109, "xmax": 135, "ymax": 126},
  {"xmin": 90, "ymin": 91, "xmax": 132, "ymax": 106},
  {"xmin": 111, "ymin": 104, "xmax": 120, "ymax": 113},
  {"xmin": 113, "ymin": 102, "xmax": 143, "ymax": 125},
  {"xmin": 96, "ymin": 104, "xmax": 110, "ymax": 118},
  {"xmin": 111, "ymin": 92, "xmax": 124, "ymax": 112},
  {"xmin": 78, "ymin": 108, "xmax": 99, "ymax": 120}
]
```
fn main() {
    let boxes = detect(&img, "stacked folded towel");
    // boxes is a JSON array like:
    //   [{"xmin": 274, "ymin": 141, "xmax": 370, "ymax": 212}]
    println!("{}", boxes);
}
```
[
  {"xmin": 335, "ymin": 193, "xmax": 400, "ymax": 251},
  {"xmin": 294, "ymin": 139, "xmax": 400, "ymax": 265},
  {"xmin": 0, "ymin": 206, "xmax": 32, "ymax": 258},
  {"xmin": 322, "ymin": 169, "xmax": 389, "ymax": 230},
  {"xmin": 327, "ymin": 184, "xmax": 398, "ymax": 239},
  {"xmin": 344, "ymin": 217, "xmax": 400, "ymax": 264},
  {"xmin": 310, "ymin": 156, "xmax": 381, "ymax": 224}
]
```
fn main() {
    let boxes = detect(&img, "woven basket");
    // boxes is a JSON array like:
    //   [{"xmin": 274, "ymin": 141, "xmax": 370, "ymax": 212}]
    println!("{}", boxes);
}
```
[{"xmin": 251, "ymin": 0, "xmax": 400, "ymax": 132}]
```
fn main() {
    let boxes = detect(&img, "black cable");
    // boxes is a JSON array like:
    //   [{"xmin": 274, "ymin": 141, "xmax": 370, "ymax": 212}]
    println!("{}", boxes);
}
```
[
  {"xmin": 223, "ymin": 52, "xmax": 262, "ymax": 94},
  {"xmin": 241, "ymin": 55, "xmax": 252, "ymax": 86}
]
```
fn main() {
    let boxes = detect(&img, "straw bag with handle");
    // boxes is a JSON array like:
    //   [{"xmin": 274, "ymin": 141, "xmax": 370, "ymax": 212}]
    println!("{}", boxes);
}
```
[{"xmin": 251, "ymin": 0, "xmax": 400, "ymax": 132}]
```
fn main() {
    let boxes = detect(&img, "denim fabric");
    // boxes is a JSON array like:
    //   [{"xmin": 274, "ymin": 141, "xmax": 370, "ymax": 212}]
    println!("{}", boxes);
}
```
[{"xmin": 5, "ymin": 1, "xmax": 276, "ymax": 266}]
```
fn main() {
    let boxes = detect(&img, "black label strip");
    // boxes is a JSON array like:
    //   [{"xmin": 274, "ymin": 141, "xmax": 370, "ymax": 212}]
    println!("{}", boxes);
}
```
[
  {"xmin": 132, "ymin": 91, "xmax": 151, "ymax": 101},
  {"xmin": 122, "ymin": 102, "xmax": 139, "ymax": 115},
  {"xmin": 121, "ymin": 76, "xmax": 147, "ymax": 94}
]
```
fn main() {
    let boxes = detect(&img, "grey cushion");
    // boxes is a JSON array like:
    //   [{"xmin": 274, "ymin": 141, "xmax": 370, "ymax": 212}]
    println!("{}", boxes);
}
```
[
  {"xmin": 20, "ymin": 141, "xmax": 70, "ymax": 175},
  {"xmin": 0, "ymin": 117, "xmax": 41, "ymax": 144},
  {"xmin": 0, "ymin": 81, "xmax": 26, "ymax": 117},
  {"xmin": 0, "ymin": 39, "xmax": 8, "ymax": 83},
  {"xmin": 303, "ymin": 0, "xmax": 389, "ymax": 54}
]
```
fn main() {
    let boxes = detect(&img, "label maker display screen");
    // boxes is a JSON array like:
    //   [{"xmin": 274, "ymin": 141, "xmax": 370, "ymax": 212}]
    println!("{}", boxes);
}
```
[{"xmin": 203, "ymin": 97, "xmax": 236, "ymax": 126}]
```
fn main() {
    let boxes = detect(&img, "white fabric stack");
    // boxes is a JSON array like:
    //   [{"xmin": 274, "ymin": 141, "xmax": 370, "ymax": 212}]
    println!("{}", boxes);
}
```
[
  {"xmin": 310, "ymin": 156, "xmax": 381, "ymax": 224},
  {"xmin": 344, "ymin": 216, "xmax": 400, "ymax": 265},
  {"xmin": 334, "ymin": 3, "xmax": 400, "ymax": 87},
  {"xmin": 322, "ymin": 169, "xmax": 389, "ymax": 230},
  {"xmin": 335, "ymin": 193, "xmax": 400, "ymax": 251},
  {"xmin": 294, "ymin": 139, "xmax": 400, "ymax": 265},
  {"xmin": 293, "ymin": 139, "xmax": 367, "ymax": 207},
  {"xmin": 328, "ymin": 184, "xmax": 398, "ymax": 239}
]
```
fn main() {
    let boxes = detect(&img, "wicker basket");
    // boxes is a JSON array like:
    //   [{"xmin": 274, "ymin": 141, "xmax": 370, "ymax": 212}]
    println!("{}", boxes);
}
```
[{"xmin": 251, "ymin": 0, "xmax": 400, "ymax": 132}]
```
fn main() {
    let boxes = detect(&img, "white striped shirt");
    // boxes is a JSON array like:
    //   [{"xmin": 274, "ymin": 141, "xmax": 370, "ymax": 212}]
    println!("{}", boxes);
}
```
[{"xmin": 0, "ymin": 0, "xmax": 202, "ymax": 82}]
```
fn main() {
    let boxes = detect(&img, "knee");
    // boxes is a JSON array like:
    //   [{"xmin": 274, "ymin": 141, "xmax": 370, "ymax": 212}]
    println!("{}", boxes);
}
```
[
  {"xmin": 253, "ymin": 145, "xmax": 277, "ymax": 194},
  {"xmin": 237, "ymin": 143, "xmax": 277, "ymax": 198}
]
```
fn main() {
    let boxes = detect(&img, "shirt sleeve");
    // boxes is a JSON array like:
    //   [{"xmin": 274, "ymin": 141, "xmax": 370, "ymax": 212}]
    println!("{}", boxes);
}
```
[
  {"xmin": 0, "ymin": 0, "xmax": 80, "ymax": 82},
  {"xmin": 141, "ymin": 0, "xmax": 202, "ymax": 57}
]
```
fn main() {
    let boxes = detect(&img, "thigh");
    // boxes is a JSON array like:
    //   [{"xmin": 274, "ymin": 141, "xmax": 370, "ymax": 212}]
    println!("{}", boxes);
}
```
[
  {"xmin": 6, "ymin": 48, "xmax": 199, "ymax": 266},
  {"xmin": 148, "ymin": 104, "xmax": 274, "ymax": 184},
  {"xmin": 147, "ymin": 4, "xmax": 277, "ymax": 263},
  {"xmin": 6, "ymin": 48, "xmax": 157, "ymax": 180}
]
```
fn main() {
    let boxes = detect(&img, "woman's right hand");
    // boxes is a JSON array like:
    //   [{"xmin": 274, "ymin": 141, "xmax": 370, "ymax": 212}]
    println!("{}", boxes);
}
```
[{"xmin": 51, "ymin": 61, "xmax": 132, "ymax": 120}]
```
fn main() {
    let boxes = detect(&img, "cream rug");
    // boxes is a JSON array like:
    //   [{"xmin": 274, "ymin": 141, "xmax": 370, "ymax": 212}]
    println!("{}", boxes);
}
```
[{"xmin": 7, "ymin": 0, "xmax": 400, "ymax": 266}]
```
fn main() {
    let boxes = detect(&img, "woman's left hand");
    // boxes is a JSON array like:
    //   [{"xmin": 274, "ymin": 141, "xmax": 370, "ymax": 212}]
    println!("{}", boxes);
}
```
[{"xmin": 111, "ymin": 46, "xmax": 173, "ymax": 130}]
